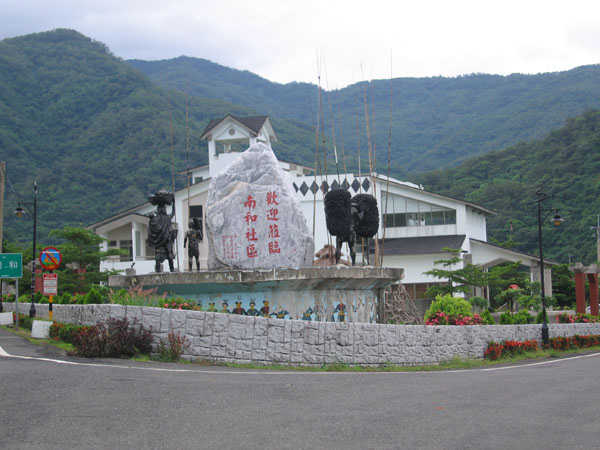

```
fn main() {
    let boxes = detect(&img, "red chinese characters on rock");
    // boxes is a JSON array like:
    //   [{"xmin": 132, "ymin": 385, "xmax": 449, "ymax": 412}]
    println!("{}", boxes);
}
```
[
  {"xmin": 241, "ymin": 191, "xmax": 284, "ymax": 259},
  {"xmin": 221, "ymin": 235, "xmax": 240, "ymax": 260},
  {"xmin": 244, "ymin": 195, "xmax": 258, "ymax": 258},
  {"xmin": 266, "ymin": 191, "xmax": 281, "ymax": 254}
]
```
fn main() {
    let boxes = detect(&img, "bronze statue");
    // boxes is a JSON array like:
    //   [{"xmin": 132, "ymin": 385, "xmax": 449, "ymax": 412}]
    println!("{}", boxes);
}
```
[
  {"xmin": 147, "ymin": 191, "xmax": 176, "ymax": 272},
  {"xmin": 184, "ymin": 219, "xmax": 203, "ymax": 271}
]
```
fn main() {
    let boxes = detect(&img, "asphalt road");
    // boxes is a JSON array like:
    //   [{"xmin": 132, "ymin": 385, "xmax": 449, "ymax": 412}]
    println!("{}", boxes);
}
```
[{"xmin": 1, "ymin": 328, "xmax": 600, "ymax": 450}]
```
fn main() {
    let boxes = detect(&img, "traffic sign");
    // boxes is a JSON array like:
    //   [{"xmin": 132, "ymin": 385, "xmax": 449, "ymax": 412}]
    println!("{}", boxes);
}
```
[
  {"xmin": 39, "ymin": 247, "xmax": 62, "ymax": 270},
  {"xmin": 43, "ymin": 273, "xmax": 58, "ymax": 296},
  {"xmin": 0, "ymin": 253, "xmax": 22, "ymax": 278}
]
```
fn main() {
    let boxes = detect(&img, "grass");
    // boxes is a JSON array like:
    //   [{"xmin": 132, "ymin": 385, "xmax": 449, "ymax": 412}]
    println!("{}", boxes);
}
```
[
  {"xmin": 3, "ymin": 324, "xmax": 600, "ymax": 371},
  {"xmin": 1, "ymin": 325, "xmax": 75, "ymax": 353}
]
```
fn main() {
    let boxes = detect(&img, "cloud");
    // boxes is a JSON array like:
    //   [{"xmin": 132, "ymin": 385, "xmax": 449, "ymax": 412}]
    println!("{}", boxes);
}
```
[{"xmin": 2, "ymin": 0, "xmax": 600, "ymax": 87}]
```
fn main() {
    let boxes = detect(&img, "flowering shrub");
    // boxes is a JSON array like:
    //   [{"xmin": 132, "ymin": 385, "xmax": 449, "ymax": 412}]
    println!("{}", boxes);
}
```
[
  {"xmin": 556, "ymin": 313, "xmax": 599, "ymax": 324},
  {"xmin": 484, "ymin": 341, "xmax": 504, "ymax": 360},
  {"xmin": 425, "ymin": 311, "xmax": 484, "ymax": 326},
  {"xmin": 161, "ymin": 296, "xmax": 202, "ymax": 311},
  {"xmin": 485, "ymin": 335, "xmax": 600, "ymax": 360},
  {"xmin": 424, "ymin": 294, "xmax": 475, "ymax": 325},
  {"xmin": 484, "ymin": 339, "xmax": 539, "ymax": 360},
  {"xmin": 549, "ymin": 334, "xmax": 600, "ymax": 350}
]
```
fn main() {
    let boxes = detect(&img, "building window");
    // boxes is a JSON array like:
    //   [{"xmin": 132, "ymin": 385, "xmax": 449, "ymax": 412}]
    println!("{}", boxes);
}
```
[
  {"xmin": 381, "ymin": 193, "xmax": 456, "ymax": 228},
  {"xmin": 189, "ymin": 205, "xmax": 203, "ymax": 241},
  {"xmin": 119, "ymin": 239, "xmax": 132, "ymax": 262}
]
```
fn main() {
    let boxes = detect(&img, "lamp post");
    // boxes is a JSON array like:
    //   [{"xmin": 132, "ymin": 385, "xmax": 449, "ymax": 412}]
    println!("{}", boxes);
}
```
[
  {"xmin": 534, "ymin": 188, "xmax": 564, "ymax": 345},
  {"xmin": 15, "ymin": 181, "xmax": 37, "ymax": 318}
]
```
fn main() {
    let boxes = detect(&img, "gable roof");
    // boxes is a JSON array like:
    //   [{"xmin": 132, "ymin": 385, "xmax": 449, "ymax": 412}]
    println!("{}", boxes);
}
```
[{"xmin": 200, "ymin": 115, "xmax": 270, "ymax": 139}]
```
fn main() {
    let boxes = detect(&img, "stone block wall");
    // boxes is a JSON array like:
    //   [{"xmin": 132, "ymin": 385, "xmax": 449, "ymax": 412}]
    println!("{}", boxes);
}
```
[{"xmin": 5, "ymin": 303, "xmax": 600, "ymax": 366}]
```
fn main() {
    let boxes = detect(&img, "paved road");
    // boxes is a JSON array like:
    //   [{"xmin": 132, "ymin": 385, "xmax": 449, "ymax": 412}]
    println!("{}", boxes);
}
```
[{"xmin": 1, "ymin": 327, "xmax": 600, "ymax": 450}]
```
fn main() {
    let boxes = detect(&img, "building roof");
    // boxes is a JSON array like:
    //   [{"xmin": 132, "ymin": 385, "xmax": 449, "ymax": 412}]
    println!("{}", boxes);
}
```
[
  {"xmin": 470, "ymin": 238, "xmax": 558, "ymax": 266},
  {"xmin": 373, "ymin": 235, "xmax": 467, "ymax": 256},
  {"xmin": 200, "ymin": 115, "xmax": 269, "ymax": 139}
]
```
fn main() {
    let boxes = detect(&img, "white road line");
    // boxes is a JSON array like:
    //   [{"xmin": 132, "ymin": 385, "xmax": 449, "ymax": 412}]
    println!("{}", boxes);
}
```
[{"xmin": 1, "ymin": 344, "xmax": 599, "ymax": 375}]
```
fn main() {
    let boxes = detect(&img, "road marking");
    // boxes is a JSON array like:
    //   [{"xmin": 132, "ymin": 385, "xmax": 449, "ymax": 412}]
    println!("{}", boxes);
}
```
[{"xmin": 1, "ymin": 345, "xmax": 599, "ymax": 375}]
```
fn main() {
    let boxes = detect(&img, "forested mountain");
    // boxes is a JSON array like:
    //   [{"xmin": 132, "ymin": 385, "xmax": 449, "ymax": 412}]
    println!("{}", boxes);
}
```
[
  {"xmin": 416, "ymin": 109, "xmax": 600, "ymax": 265},
  {"xmin": 0, "ymin": 30, "xmax": 314, "ymax": 245},
  {"xmin": 1, "ymin": 28, "xmax": 599, "ymax": 264},
  {"xmin": 130, "ymin": 57, "xmax": 600, "ymax": 174}
]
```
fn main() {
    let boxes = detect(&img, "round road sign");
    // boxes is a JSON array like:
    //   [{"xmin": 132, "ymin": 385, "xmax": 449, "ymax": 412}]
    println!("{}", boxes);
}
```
[{"xmin": 39, "ymin": 247, "xmax": 62, "ymax": 270}]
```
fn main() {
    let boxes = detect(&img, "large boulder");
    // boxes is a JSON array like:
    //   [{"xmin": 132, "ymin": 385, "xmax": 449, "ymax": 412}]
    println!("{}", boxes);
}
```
[{"xmin": 206, "ymin": 143, "xmax": 314, "ymax": 269}]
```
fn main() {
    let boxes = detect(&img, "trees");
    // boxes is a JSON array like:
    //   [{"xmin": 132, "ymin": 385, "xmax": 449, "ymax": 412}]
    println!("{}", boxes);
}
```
[
  {"xmin": 423, "ymin": 248, "xmax": 488, "ymax": 298},
  {"xmin": 49, "ymin": 226, "xmax": 124, "ymax": 294}
]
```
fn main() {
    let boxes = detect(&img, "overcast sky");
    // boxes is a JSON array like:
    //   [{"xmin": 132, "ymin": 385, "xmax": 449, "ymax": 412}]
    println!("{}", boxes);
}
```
[{"xmin": 2, "ymin": 0, "xmax": 600, "ymax": 88}]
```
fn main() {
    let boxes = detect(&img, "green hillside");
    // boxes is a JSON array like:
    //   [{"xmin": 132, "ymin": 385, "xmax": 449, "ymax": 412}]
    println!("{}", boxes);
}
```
[
  {"xmin": 416, "ymin": 109, "xmax": 600, "ymax": 264},
  {"xmin": 130, "ymin": 57, "xmax": 600, "ymax": 175},
  {"xmin": 0, "ymin": 29, "xmax": 314, "ymax": 245}
]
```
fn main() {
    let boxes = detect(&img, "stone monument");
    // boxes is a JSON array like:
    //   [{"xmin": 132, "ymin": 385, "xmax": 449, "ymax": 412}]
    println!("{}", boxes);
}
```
[{"xmin": 205, "ymin": 142, "xmax": 314, "ymax": 269}]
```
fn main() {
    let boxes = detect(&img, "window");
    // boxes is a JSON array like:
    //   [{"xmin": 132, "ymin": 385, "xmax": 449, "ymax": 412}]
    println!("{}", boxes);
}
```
[
  {"xmin": 381, "ymin": 194, "xmax": 456, "ymax": 228},
  {"xmin": 119, "ymin": 239, "xmax": 132, "ymax": 262},
  {"xmin": 189, "ymin": 205, "xmax": 203, "ymax": 241}
]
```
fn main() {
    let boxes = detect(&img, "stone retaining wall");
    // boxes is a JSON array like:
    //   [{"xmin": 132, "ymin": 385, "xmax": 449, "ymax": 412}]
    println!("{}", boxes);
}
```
[{"xmin": 5, "ymin": 303, "xmax": 600, "ymax": 366}]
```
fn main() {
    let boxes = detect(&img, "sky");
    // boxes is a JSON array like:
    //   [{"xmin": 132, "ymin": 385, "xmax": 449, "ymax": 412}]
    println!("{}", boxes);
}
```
[{"xmin": 2, "ymin": 0, "xmax": 600, "ymax": 88}]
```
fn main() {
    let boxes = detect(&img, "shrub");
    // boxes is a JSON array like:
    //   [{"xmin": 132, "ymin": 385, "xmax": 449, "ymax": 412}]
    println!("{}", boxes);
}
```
[
  {"xmin": 158, "ymin": 329, "xmax": 189, "ymax": 361},
  {"xmin": 424, "ymin": 294, "xmax": 472, "ymax": 321},
  {"xmin": 83, "ymin": 287, "xmax": 104, "ymax": 304},
  {"xmin": 49, "ymin": 322, "xmax": 86, "ymax": 344},
  {"xmin": 468, "ymin": 296, "xmax": 488, "ymax": 309},
  {"xmin": 71, "ymin": 317, "xmax": 152, "ymax": 358},
  {"xmin": 556, "ymin": 313, "xmax": 599, "ymax": 324},
  {"xmin": 536, "ymin": 309, "xmax": 548, "ymax": 324},
  {"xmin": 480, "ymin": 309, "xmax": 495, "ymax": 325},
  {"xmin": 499, "ymin": 311, "xmax": 513, "ymax": 325},
  {"xmin": 484, "ymin": 339, "xmax": 539, "ymax": 360},
  {"xmin": 512, "ymin": 310, "xmax": 534, "ymax": 324}
]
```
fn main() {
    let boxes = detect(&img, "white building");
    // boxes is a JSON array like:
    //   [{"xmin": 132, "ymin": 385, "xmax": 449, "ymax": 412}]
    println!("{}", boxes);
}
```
[{"xmin": 89, "ymin": 114, "xmax": 552, "ymax": 299}]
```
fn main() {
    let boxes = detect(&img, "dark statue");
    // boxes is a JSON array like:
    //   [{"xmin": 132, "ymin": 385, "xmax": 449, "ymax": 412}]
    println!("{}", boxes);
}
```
[
  {"xmin": 183, "ymin": 219, "xmax": 203, "ymax": 271},
  {"xmin": 147, "ymin": 190, "xmax": 177, "ymax": 272},
  {"xmin": 324, "ymin": 189, "xmax": 379, "ymax": 266}
]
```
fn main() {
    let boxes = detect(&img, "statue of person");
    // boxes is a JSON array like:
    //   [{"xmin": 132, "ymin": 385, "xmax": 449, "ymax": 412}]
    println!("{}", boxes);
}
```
[
  {"xmin": 183, "ymin": 219, "xmax": 203, "ymax": 271},
  {"xmin": 147, "ymin": 191, "xmax": 176, "ymax": 272}
]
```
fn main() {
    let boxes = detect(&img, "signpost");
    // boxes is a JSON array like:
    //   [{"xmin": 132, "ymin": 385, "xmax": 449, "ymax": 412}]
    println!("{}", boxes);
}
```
[
  {"xmin": 0, "ymin": 253, "xmax": 22, "ymax": 329},
  {"xmin": 39, "ymin": 247, "xmax": 62, "ymax": 271},
  {"xmin": 43, "ymin": 273, "xmax": 58, "ymax": 296},
  {"xmin": 0, "ymin": 253, "xmax": 23, "ymax": 278},
  {"xmin": 39, "ymin": 247, "xmax": 61, "ymax": 320}
]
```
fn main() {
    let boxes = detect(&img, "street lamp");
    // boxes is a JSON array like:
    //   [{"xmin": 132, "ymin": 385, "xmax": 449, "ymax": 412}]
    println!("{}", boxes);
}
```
[
  {"xmin": 14, "ymin": 181, "xmax": 38, "ymax": 318},
  {"xmin": 534, "ymin": 188, "xmax": 564, "ymax": 345}
]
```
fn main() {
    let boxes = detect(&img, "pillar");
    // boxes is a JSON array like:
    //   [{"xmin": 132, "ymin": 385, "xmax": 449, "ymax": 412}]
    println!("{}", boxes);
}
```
[
  {"xmin": 574, "ymin": 272, "xmax": 586, "ymax": 314},
  {"xmin": 588, "ymin": 273, "xmax": 599, "ymax": 316}
]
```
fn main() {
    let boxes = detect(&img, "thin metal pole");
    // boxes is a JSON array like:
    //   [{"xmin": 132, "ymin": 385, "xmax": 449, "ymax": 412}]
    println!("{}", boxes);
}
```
[
  {"xmin": 15, "ymin": 277, "xmax": 19, "ymax": 330},
  {"xmin": 536, "ymin": 192, "xmax": 549, "ymax": 345},
  {"xmin": 29, "ymin": 181, "xmax": 37, "ymax": 318}
]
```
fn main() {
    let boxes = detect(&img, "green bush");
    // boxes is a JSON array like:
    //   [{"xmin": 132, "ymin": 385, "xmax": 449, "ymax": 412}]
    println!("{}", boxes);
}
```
[
  {"xmin": 536, "ymin": 309, "xmax": 548, "ymax": 324},
  {"xmin": 512, "ymin": 310, "xmax": 534, "ymax": 324},
  {"xmin": 83, "ymin": 287, "xmax": 104, "ymax": 304},
  {"xmin": 499, "ymin": 311, "xmax": 514, "ymax": 325},
  {"xmin": 468, "ymin": 296, "xmax": 488, "ymax": 309},
  {"xmin": 49, "ymin": 322, "xmax": 86, "ymax": 343},
  {"xmin": 480, "ymin": 309, "xmax": 495, "ymax": 325},
  {"xmin": 424, "ymin": 294, "xmax": 472, "ymax": 322}
]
